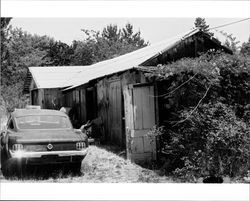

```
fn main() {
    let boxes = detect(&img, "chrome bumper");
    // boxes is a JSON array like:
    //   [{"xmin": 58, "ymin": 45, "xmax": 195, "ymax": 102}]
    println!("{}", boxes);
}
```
[{"xmin": 10, "ymin": 149, "xmax": 88, "ymax": 159}]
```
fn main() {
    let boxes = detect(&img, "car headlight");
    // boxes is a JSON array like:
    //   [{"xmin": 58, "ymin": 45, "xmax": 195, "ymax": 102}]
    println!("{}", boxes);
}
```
[
  {"xmin": 76, "ymin": 142, "xmax": 86, "ymax": 150},
  {"xmin": 12, "ymin": 144, "xmax": 24, "ymax": 151}
]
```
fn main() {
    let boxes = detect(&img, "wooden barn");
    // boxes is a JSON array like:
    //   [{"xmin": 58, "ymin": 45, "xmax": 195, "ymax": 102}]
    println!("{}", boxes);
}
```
[
  {"xmin": 24, "ymin": 66, "xmax": 87, "ymax": 109},
  {"xmin": 25, "ymin": 29, "xmax": 232, "ymax": 163}
]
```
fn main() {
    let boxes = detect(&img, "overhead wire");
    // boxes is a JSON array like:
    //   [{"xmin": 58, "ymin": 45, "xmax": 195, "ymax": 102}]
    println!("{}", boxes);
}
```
[{"xmin": 209, "ymin": 18, "xmax": 250, "ymax": 30}]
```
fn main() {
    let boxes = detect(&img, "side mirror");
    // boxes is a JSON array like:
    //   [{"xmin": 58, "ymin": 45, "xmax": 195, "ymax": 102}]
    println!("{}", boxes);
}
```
[{"xmin": 74, "ymin": 129, "xmax": 82, "ymax": 134}]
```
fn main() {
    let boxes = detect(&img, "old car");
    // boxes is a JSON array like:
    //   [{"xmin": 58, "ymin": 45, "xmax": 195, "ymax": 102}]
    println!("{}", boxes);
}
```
[{"xmin": 0, "ymin": 106, "xmax": 88, "ymax": 177}]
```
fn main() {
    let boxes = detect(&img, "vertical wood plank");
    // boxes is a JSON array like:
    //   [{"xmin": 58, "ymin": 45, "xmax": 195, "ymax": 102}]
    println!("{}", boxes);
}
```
[
  {"xmin": 80, "ymin": 88, "xmax": 87, "ymax": 122},
  {"xmin": 148, "ymin": 86, "xmax": 156, "ymax": 127},
  {"xmin": 108, "ymin": 80, "xmax": 123, "ymax": 145},
  {"xmin": 123, "ymin": 85, "xmax": 134, "ymax": 159}
]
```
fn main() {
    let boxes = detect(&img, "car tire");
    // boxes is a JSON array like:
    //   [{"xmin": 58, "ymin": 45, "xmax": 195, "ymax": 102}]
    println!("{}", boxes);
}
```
[
  {"xmin": 1, "ymin": 150, "xmax": 24, "ymax": 179},
  {"xmin": 1, "ymin": 150, "xmax": 12, "ymax": 178},
  {"xmin": 69, "ymin": 162, "xmax": 82, "ymax": 175}
]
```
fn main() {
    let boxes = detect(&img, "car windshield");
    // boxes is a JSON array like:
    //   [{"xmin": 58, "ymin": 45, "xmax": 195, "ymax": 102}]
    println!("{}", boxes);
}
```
[{"xmin": 16, "ymin": 115, "xmax": 72, "ymax": 130}]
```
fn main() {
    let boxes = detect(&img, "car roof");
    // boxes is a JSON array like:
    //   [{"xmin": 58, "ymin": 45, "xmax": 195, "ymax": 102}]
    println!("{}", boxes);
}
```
[{"xmin": 12, "ymin": 109, "xmax": 68, "ymax": 118}]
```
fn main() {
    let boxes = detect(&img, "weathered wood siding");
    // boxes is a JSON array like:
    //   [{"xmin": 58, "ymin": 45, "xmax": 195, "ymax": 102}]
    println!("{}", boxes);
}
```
[
  {"xmin": 108, "ymin": 79, "xmax": 123, "ymax": 146},
  {"xmin": 43, "ymin": 89, "xmax": 63, "ymax": 109},
  {"xmin": 64, "ymin": 90, "xmax": 73, "ymax": 107},
  {"xmin": 96, "ymin": 70, "xmax": 147, "ymax": 148},
  {"xmin": 30, "ymin": 89, "xmax": 44, "ymax": 108},
  {"xmin": 123, "ymin": 84, "xmax": 156, "ymax": 163},
  {"xmin": 30, "ymin": 79, "xmax": 45, "ymax": 108},
  {"xmin": 31, "ymin": 89, "xmax": 39, "ymax": 105},
  {"xmin": 79, "ymin": 88, "xmax": 87, "ymax": 123},
  {"xmin": 63, "ymin": 87, "xmax": 88, "ymax": 125}
]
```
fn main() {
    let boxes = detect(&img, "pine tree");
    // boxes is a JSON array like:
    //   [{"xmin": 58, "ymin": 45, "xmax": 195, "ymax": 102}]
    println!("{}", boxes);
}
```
[{"xmin": 194, "ymin": 17, "xmax": 214, "ymax": 36}]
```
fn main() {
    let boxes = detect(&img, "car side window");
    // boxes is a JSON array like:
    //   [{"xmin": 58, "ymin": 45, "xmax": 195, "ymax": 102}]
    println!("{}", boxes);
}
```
[{"xmin": 8, "ymin": 118, "xmax": 14, "ymax": 130}]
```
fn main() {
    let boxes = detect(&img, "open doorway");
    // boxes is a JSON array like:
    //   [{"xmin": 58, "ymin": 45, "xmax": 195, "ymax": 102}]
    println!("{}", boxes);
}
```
[{"xmin": 86, "ymin": 86, "xmax": 98, "ymax": 121}]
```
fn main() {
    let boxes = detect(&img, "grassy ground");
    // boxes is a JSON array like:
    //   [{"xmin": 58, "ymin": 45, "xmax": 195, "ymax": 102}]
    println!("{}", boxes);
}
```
[{"xmin": 0, "ymin": 146, "xmax": 173, "ymax": 183}]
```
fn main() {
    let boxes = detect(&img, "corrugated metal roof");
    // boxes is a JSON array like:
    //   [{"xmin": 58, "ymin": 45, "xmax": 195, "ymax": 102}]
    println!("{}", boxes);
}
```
[
  {"xmin": 62, "ymin": 29, "xmax": 200, "ymax": 90},
  {"xmin": 28, "ymin": 29, "xmax": 229, "ymax": 91},
  {"xmin": 28, "ymin": 66, "xmax": 88, "ymax": 89}
]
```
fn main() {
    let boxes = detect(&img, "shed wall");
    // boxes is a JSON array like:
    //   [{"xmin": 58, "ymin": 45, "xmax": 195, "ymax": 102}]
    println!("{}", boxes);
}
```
[
  {"xmin": 31, "ymin": 89, "xmax": 44, "ymax": 108},
  {"xmin": 96, "ymin": 70, "xmax": 148, "ymax": 147},
  {"xmin": 43, "ymin": 89, "xmax": 63, "ymax": 109}
]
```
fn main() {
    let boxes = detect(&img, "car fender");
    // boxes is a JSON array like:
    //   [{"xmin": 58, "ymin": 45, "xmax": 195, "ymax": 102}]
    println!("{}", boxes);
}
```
[
  {"xmin": 1, "ymin": 132, "xmax": 8, "ymax": 145},
  {"xmin": 0, "ymin": 130, "xmax": 7, "ymax": 145},
  {"xmin": 0, "ymin": 132, "xmax": 10, "ymax": 158}
]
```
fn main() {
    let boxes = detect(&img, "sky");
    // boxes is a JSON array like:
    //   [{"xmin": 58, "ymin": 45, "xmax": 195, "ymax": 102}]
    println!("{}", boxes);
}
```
[{"xmin": 10, "ymin": 18, "xmax": 250, "ymax": 46}]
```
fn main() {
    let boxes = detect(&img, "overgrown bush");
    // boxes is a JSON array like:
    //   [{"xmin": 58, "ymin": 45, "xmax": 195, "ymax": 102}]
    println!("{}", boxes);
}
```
[
  {"xmin": 172, "ymin": 102, "xmax": 249, "ymax": 180},
  {"xmin": 146, "ymin": 52, "xmax": 250, "ymax": 180}
]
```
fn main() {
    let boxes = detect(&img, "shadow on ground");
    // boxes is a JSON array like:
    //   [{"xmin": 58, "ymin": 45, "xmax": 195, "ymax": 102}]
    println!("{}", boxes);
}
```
[{"xmin": 1, "ymin": 164, "xmax": 82, "ymax": 181}]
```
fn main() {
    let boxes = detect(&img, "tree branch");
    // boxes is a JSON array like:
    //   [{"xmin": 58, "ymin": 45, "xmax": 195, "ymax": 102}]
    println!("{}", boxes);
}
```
[
  {"xmin": 149, "ymin": 72, "xmax": 199, "ymax": 98},
  {"xmin": 173, "ymin": 84, "xmax": 211, "ymax": 126}
]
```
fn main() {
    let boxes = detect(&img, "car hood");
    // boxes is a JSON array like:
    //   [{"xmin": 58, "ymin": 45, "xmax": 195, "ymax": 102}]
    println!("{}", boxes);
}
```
[{"xmin": 10, "ymin": 129, "xmax": 86, "ymax": 144}]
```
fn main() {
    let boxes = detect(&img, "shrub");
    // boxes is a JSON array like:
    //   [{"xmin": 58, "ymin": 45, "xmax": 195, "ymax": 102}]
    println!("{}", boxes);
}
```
[
  {"xmin": 0, "ymin": 84, "xmax": 28, "ymax": 113},
  {"xmin": 159, "ymin": 102, "xmax": 250, "ymax": 180},
  {"xmin": 146, "ymin": 52, "xmax": 250, "ymax": 180}
]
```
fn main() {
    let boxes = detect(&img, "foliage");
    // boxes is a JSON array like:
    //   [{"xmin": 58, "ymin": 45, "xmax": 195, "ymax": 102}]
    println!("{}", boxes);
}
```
[
  {"xmin": 194, "ymin": 17, "xmax": 214, "ymax": 36},
  {"xmin": 1, "ymin": 18, "xmax": 12, "ymax": 86},
  {"xmin": 1, "ymin": 21, "xmax": 148, "ymax": 113},
  {"xmin": 219, "ymin": 30, "xmax": 240, "ymax": 52},
  {"xmin": 172, "ymin": 102, "xmax": 250, "ymax": 180},
  {"xmin": 146, "ymin": 52, "xmax": 250, "ymax": 179},
  {"xmin": 0, "ymin": 24, "xmax": 55, "ymax": 112},
  {"xmin": 71, "ymin": 23, "xmax": 148, "ymax": 65},
  {"xmin": 241, "ymin": 37, "xmax": 250, "ymax": 55},
  {"xmin": 44, "ymin": 41, "xmax": 74, "ymax": 66}
]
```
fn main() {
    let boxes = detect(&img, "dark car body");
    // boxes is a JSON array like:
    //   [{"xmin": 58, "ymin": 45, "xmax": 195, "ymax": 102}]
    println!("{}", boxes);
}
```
[{"xmin": 0, "ymin": 107, "xmax": 88, "ymax": 177}]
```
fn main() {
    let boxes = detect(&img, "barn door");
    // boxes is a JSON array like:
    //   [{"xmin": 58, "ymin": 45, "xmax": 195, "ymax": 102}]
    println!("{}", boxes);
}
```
[
  {"xmin": 108, "ymin": 80, "xmax": 125, "ymax": 148},
  {"xmin": 123, "ymin": 84, "xmax": 156, "ymax": 163}
]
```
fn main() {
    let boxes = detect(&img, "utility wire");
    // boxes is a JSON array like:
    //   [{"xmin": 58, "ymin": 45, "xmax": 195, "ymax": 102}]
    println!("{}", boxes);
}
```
[{"xmin": 209, "ymin": 18, "xmax": 250, "ymax": 30}]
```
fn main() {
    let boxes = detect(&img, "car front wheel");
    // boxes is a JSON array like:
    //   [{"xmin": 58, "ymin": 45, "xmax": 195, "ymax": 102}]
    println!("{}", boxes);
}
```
[
  {"xmin": 1, "ymin": 150, "xmax": 12, "ymax": 178},
  {"xmin": 68, "ymin": 162, "xmax": 82, "ymax": 175}
]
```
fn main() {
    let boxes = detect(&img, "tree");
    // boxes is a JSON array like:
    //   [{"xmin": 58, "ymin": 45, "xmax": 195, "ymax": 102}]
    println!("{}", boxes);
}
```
[
  {"xmin": 70, "ymin": 40, "xmax": 95, "ymax": 65},
  {"xmin": 0, "ymin": 26, "xmax": 54, "ymax": 112},
  {"xmin": 240, "ymin": 37, "xmax": 250, "ymax": 55},
  {"xmin": 218, "ymin": 31, "xmax": 240, "ymax": 52},
  {"xmin": 71, "ymin": 23, "xmax": 148, "ymax": 65},
  {"xmin": 1, "ymin": 18, "xmax": 12, "ymax": 85},
  {"xmin": 121, "ymin": 23, "xmax": 146, "ymax": 47},
  {"xmin": 102, "ymin": 24, "xmax": 121, "ymax": 43},
  {"xmin": 44, "ymin": 41, "xmax": 73, "ymax": 66},
  {"xmin": 0, "ymin": 18, "xmax": 12, "ymax": 114},
  {"xmin": 194, "ymin": 17, "xmax": 214, "ymax": 36},
  {"xmin": 3, "ymin": 28, "xmax": 52, "ymax": 85}
]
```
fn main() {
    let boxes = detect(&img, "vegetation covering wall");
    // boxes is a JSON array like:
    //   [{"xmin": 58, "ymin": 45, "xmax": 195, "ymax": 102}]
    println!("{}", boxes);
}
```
[{"xmin": 146, "ymin": 51, "xmax": 250, "ymax": 180}]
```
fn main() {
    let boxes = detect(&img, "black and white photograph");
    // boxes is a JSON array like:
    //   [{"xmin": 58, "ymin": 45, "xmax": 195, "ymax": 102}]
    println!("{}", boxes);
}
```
[{"xmin": 0, "ymin": 0, "xmax": 249, "ymax": 200}]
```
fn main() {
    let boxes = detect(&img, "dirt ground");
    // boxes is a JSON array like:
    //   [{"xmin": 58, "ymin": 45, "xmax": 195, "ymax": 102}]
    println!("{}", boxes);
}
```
[{"xmin": 0, "ymin": 146, "xmax": 173, "ymax": 183}]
